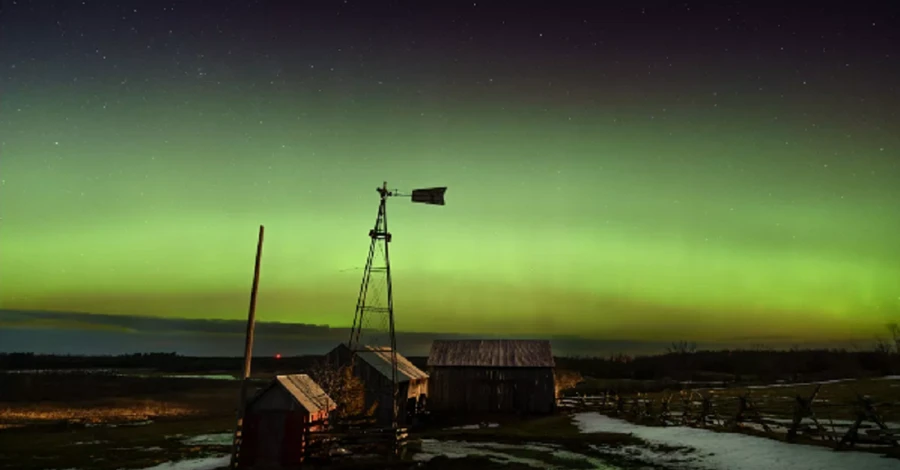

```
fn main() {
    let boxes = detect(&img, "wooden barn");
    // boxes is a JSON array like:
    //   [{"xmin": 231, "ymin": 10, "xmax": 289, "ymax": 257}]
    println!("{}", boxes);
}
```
[
  {"xmin": 427, "ymin": 339, "xmax": 556, "ymax": 414},
  {"xmin": 326, "ymin": 343, "xmax": 428, "ymax": 426},
  {"xmin": 238, "ymin": 374, "xmax": 336, "ymax": 469}
]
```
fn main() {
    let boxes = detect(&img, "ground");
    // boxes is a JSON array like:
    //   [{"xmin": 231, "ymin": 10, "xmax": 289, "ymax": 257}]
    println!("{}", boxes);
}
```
[
  {"xmin": 2, "ymin": 371, "xmax": 899, "ymax": 470},
  {"xmin": 0, "ymin": 371, "xmax": 670, "ymax": 470},
  {"xmin": 0, "ymin": 372, "xmax": 240, "ymax": 470}
]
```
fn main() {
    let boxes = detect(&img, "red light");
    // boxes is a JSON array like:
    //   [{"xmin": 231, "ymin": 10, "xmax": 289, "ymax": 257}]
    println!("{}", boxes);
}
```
[{"xmin": 275, "ymin": 353, "xmax": 282, "ymax": 359}]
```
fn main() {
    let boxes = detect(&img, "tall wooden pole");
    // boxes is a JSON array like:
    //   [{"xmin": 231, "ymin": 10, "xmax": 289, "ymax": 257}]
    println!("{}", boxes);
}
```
[{"xmin": 230, "ymin": 225, "xmax": 265, "ymax": 469}]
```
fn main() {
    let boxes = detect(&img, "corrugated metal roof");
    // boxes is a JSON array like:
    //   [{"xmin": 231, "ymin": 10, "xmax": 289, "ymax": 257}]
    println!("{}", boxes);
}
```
[
  {"xmin": 355, "ymin": 346, "xmax": 429, "ymax": 382},
  {"xmin": 427, "ymin": 339, "xmax": 555, "ymax": 368},
  {"xmin": 274, "ymin": 374, "xmax": 336, "ymax": 413}
]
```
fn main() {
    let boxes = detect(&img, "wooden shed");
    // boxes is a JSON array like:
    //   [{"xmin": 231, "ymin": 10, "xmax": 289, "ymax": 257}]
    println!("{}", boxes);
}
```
[
  {"xmin": 326, "ymin": 343, "xmax": 428, "ymax": 426},
  {"xmin": 427, "ymin": 339, "xmax": 556, "ymax": 414},
  {"xmin": 238, "ymin": 374, "xmax": 336, "ymax": 469}
]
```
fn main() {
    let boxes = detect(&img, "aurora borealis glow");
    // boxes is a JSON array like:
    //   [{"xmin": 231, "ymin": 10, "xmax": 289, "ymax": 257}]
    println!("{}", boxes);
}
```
[{"xmin": 1, "ymin": 1, "xmax": 898, "ymax": 347}]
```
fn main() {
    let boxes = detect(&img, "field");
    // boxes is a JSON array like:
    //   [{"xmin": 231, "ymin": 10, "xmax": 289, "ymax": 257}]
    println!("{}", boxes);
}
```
[
  {"xmin": 0, "ymin": 372, "xmax": 242, "ymax": 470},
  {"xmin": 2, "ymin": 365, "xmax": 900, "ymax": 470},
  {"xmin": 0, "ymin": 371, "xmax": 681, "ymax": 470}
]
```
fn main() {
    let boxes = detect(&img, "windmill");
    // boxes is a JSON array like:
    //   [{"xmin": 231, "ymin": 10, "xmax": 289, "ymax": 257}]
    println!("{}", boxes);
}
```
[{"xmin": 347, "ymin": 181, "xmax": 446, "ymax": 426}]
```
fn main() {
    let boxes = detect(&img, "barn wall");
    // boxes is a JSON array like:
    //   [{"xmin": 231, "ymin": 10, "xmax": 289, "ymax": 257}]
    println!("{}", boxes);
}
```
[
  {"xmin": 240, "ymin": 383, "xmax": 335, "ymax": 469},
  {"xmin": 326, "ymin": 345, "xmax": 428, "ymax": 426},
  {"xmin": 428, "ymin": 367, "xmax": 555, "ymax": 414}
]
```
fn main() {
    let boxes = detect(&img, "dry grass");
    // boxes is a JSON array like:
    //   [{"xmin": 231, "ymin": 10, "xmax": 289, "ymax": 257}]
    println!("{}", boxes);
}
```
[
  {"xmin": 0, "ymin": 372, "xmax": 239, "ymax": 470},
  {"xmin": 0, "ymin": 400, "xmax": 202, "ymax": 424},
  {"xmin": 0, "ymin": 372, "xmax": 239, "ymax": 429}
]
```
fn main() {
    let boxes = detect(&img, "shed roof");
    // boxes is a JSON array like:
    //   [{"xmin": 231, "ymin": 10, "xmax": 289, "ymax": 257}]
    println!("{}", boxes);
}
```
[
  {"xmin": 427, "ymin": 339, "xmax": 555, "ymax": 368},
  {"xmin": 355, "ymin": 345, "xmax": 429, "ymax": 383},
  {"xmin": 251, "ymin": 374, "xmax": 336, "ymax": 413}
]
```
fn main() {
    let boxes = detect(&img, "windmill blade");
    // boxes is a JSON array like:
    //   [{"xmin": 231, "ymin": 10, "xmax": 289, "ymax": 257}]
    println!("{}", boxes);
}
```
[{"xmin": 411, "ymin": 187, "xmax": 447, "ymax": 206}]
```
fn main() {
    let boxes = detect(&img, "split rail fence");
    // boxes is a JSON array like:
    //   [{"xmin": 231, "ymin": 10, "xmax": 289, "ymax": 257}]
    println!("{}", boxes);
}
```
[
  {"xmin": 303, "ymin": 416, "xmax": 410, "ymax": 462},
  {"xmin": 559, "ymin": 384, "xmax": 899, "ymax": 451},
  {"xmin": 235, "ymin": 416, "xmax": 410, "ymax": 469}
]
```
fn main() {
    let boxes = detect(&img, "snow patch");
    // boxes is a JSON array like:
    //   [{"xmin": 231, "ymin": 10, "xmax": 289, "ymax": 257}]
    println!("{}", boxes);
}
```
[
  {"xmin": 446, "ymin": 422, "xmax": 500, "ymax": 430},
  {"xmin": 746, "ymin": 378, "xmax": 855, "ymax": 389},
  {"xmin": 574, "ymin": 412, "xmax": 900, "ymax": 470},
  {"xmin": 137, "ymin": 455, "xmax": 229, "ymax": 470},
  {"xmin": 161, "ymin": 375, "xmax": 237, "ymax": 381},
  {"xmin": 72, "ymin": 440, "xmax": 107, "ymax": 445},
  {"xmin": 182, "ymin": 433, "xmax": 232, "ymax": 446},
  {"xmin": 414, "ymin": 439, "xmax": 619, "ymax": 469}
]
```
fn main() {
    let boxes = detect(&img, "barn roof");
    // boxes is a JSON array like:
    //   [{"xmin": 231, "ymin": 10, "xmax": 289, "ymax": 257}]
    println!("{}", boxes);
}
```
[
  {"xmin": 427, "ymin": 339, "xmax": 555, "ymax": 368},
  {"xmin": 258, "ymin": 374, "xmax": 336, "ymax": 413},
  {"xmin": 355, "ymin": 345, "xmax": 429, "ymax": 383}
]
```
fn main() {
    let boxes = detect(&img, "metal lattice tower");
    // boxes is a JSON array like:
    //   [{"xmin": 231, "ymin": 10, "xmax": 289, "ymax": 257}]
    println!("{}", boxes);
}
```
[{"xmin": 347, "ymin": 181, "xmax": 446, "ymax": 426}]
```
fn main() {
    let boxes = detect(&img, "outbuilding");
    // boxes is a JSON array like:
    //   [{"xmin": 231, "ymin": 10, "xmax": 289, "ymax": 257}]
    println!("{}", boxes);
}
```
[
  {"xmin": 427, "ymin": 339, "xmax": 556, "ymax": 414},
  {"xmin": 238, "ymin": 374, "xmax": 335, "ymax": 469},
  {"xmin": 325, "ymin": 343, "xmax": 428, "ymax": 426}
]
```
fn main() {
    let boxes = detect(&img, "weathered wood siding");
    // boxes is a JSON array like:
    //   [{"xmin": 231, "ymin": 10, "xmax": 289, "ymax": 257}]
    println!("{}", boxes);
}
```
[
  {"xmin": 241, "ymin": 390, "xmax": 330, "ymax": 469},
  {"xmin": 325, "ymin": 345, "xmax": 428, "ymax": 426},
  {"xmin": 238, "ymin": 375, "xmax": 335, "ymax": 469},
  {"xmin": 427, "ymin": 366, "xmax": 556, "ymax": 414}
]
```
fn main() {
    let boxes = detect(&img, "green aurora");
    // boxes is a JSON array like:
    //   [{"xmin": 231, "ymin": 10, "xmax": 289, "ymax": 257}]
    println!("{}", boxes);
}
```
[
  {"xmin": 2, "ymin": 100, "xmax": 898, "ymax": 343},
  {"xmin": 1, "ymin": 1, "xmax": 898, "ymax": 346}
]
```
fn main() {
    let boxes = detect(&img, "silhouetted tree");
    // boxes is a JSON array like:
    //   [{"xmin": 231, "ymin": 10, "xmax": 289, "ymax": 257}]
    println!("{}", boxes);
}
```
[
  {"xmin": 888, "ymin": 323, "xmax": 900, "ymax": 354},
  {"xmin": 307, "ymin": 359, "xmax": 369, "ymax": 419},
  {"xmin": 667, "ymin": 340, "xmax": 697, "ymax": 355},
  {"xmin": 553, "ymin": 369, "xmax": 583, "ymax": 397}
]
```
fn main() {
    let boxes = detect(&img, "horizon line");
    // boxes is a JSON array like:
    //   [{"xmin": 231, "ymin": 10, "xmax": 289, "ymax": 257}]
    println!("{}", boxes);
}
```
[{"xmin": 0, "ymin": 308, "xmax": 884, "ymax": 346}]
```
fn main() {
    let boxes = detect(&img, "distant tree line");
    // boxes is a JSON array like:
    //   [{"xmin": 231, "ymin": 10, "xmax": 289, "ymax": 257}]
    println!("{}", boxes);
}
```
[
  {"xmin": 3, "ymin": 328, "xmax": 898, "ymax": 385},
  {"xmin": 554, "ymin": 347, "xmax": 899, "ymax": 384},
  {"xmin": 0, "ymin": 352, "xmax": 321, "ymax": 374}
]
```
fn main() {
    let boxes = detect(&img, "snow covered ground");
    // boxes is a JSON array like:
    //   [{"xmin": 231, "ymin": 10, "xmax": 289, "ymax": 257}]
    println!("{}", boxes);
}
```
[
  {"xmin": 745, "ymin": 378, "xmax": 857, "ymax": 389},
  {"xmin": 574, "ymin": 412, "xmax": 900, "ymax": 470},
  {"xmin": 159, "ymin": 374, "xmax": 237, "ymax": 381},
  {"xmin": 181, "ymin": 433, "xmax": 232, "ymax": 446},
  {"xmin": 414, "ymin": 439, "xmax": 620, "ymax": 469},
  {"xmin": 136, "ymin": 455, "xmax": 229, "ymax": 470},
  {"xmin": 446, "ymin": 422, "xmax": 500, "ymax": 430}
]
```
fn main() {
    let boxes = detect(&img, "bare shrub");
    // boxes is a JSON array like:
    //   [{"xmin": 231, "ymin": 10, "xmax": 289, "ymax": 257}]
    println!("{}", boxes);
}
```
[
  {"xmin": 888, "ymin": 323, "xmax": 899, "ymax": 354},
  {"xmin": 307, "ymin": 359, "xmax": 368, "ymax": 419},
  {"xmin": 667, "ymin": 340, "xmax": 698, "ymax": 355},
  {"xmin": 554, "ymin": 369, "xmax": 583, "ymax": 397}
]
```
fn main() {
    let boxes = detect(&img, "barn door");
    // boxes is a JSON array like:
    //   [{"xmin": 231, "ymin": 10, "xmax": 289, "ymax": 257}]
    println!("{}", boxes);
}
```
[
  {"xmin": 257, "ymin": 413, "xmax": 286, "ymax": 467},
  {"xmin": 485, "ymin": 380, "xmax": 497, "ymax": 412},
  {"xmin": 507, "ymin": 381, "xmax": 518, "ymax": 413},
  {"xmin": 496, "ymin": 380, "xmax": 516, "ymax": 412},
  {"xmin": 494, "ymin": 381, "xmax": 506, "ymax": 412}
]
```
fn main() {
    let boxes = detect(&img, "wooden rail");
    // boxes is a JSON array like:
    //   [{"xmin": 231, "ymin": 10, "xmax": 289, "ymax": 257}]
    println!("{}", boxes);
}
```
[
  {"xmin": 559, "ymin": 388, "xmax": 899, "ymax": 451},
  {"xmin": 236, "ymin": 417, "xmax": 410, "ymax": 468}
]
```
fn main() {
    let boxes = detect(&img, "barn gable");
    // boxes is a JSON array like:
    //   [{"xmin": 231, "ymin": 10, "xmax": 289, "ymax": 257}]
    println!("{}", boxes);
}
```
[
  {"xmin": 427, "ymin": 339, "xmax": 555, "ymax": 368},
  {"xmin": 324, "ymin": 343, "xmax": 429, "ymax": 426},
  {"xmin": 356, "ymin": 346, "xmax": 429, "ymax": 382},
  {"xmin": 247, "ymin": 374, "xmax": 336, "ymax": 414},
  {"xmin": 328, "ymin": 343, "xmax": 428, "ymax": 383}
]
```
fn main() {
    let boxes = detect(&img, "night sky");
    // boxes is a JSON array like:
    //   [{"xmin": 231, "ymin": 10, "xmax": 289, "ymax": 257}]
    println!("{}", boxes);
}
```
[{"xmin": 1, "ymin": 0, "xmax": 898, "ymax": 347}]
